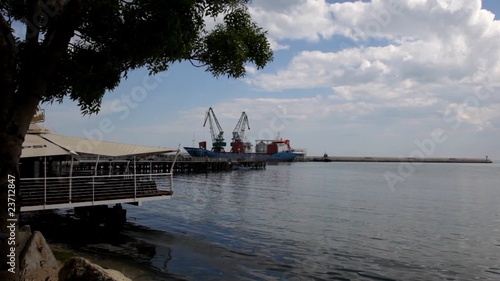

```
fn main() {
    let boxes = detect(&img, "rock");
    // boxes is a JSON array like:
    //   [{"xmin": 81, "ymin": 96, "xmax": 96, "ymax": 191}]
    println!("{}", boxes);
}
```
[
  {"xmin": 58, "ymin": 257, "xmax": 131, "ymax": 281},
  {"xmin": 102, "ymin": 269, "xmax": 132, "ymax": 281},
  {"xmin": 19, "ymin": 231, "xmax": 58, "ymax": 281},
  {"xmin": 21, "ymin": 267, "xmax": 60, "ymax": 281}
]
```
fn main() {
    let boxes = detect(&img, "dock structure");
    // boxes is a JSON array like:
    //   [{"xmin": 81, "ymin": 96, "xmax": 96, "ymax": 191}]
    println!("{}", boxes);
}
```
[
  {"xmin": 20, "ymin": 124, "xmax": 266, "ymax": 213},
  {"xmin": 167, "ymin": 157, "xmax": 266, "ymax": 173},
  {"xmin": 20, "ymin": 124, "xmax": 178, "ymax": 212},
  {"xmin": 20, "ymin": 157, "xmax": 265, "ymax": 212},
  {"xmin": 20, "ymin": 172, "xmax": 173, "ymax": 212}
]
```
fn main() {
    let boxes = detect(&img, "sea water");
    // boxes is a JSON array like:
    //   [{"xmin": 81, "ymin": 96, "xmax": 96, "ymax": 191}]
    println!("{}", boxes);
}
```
[{"xmin": 119, "ymin": 162, "xmax": 500, "ymax": 280}]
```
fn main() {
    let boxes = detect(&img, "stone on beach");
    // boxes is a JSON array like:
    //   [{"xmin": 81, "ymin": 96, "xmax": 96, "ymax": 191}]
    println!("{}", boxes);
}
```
[
  {"xmin": 19, "ymin": 230, "xmax": 59, "ymax": 280},
  {"xmin": 58, "ymin": 256, "xmax": 132, "ymax": 281},
  {"xmin": 17, "ymin": 227, "xmax": 132, "ymax": 281}
]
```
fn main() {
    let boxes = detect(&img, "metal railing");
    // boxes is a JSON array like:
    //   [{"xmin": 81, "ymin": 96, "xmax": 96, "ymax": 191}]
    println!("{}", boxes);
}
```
[{"xmin": 20, "ymin": 173, "xmax": 173, "ymax": 209}]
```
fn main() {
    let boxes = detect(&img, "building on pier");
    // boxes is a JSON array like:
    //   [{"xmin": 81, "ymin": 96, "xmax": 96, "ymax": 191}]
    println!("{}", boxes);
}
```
[{"xmin": 20, "ymin": 124, "xmax": 179, "ymax": 212}]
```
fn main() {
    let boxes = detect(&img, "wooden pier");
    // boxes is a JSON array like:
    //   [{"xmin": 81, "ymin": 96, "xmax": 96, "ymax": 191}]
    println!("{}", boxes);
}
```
[{"xmin": 71, "ymin": 157, "xmax": 266, "ymax": 175}]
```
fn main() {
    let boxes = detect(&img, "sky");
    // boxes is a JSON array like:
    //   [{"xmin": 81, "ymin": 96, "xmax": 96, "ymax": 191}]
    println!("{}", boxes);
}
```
[{"xmin": 40, "ymin": 0, "xmax": 500, "ymax": 159}]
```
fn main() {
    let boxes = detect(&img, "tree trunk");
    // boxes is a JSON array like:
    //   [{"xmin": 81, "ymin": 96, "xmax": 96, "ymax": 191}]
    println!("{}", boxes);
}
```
[
  {"xmin": 1, "ymin": 3, "xmax": 82, "ymax": 279},
  {"xmin": 0, "ymin": 93, "xmax": 41, "ymax": 281}
]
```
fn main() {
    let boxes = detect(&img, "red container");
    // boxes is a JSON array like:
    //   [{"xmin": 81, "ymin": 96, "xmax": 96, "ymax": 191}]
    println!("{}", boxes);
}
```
[
  {"xmin": 267, "ymin": 144, "xmax": 278, "ymax": 154},
  {"xmin": 231, "ymin": 142, "xmax": 244, "ymax": 153}
]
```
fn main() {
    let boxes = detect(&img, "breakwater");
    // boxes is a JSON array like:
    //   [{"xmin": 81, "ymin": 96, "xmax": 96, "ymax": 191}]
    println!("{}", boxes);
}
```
[{"xmin": 302, "ymin": 156, "xmax": 492, "ymax": 163}]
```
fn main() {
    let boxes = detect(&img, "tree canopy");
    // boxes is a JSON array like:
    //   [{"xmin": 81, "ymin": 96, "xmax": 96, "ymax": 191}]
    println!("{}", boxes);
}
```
[{"xmin": 0, "ymin": 0, "xmax": 273, "ymax": 114}]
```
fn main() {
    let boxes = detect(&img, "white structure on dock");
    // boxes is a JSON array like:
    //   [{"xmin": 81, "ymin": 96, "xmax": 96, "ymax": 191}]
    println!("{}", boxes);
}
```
[{"xmin": 20, "ymin": 124, "xmax": 179, "ymax": 212}]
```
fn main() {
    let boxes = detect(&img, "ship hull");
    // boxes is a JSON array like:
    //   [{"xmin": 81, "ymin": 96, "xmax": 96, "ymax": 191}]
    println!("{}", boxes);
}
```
[{"xmin": 183, "ymin": 147, "xmax": 296, "ymax": 162}]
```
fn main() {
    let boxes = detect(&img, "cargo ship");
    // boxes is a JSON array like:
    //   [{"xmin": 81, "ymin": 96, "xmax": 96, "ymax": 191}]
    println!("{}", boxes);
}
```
[
  {"xmin": 184, "ymin": 108, "xmax": 296, "ymax": 162},
  {"xmin": 184, "ymin": 138, "xmax": 297, "ymax": 162}
]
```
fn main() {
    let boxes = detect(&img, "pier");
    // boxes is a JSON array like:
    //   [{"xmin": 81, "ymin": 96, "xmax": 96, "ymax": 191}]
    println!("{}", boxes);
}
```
[
  {"xmin": 20, "ymin": 157, "xmax": 265, "ymax": 212},
  {"xmin": 174, "ymin": 158, "xmax": 266, "ymax": 173},
  {"xmin": 71, "ymin": 157, "xmax": 266, "ymax": 175},
  {"xmin": 20, "ymin": 124, "xmax": 267, "ymax": 213},
  {"xmin": 20, "ymin": 173, "xmax": 173, "ymax": 212},
  {"xmin": 149, "ymin": 157, "xmax": 266, "ymax": 173},
  {"xmin": 302, "ymin": 155, "xmax": 493, "ymax": 163}
]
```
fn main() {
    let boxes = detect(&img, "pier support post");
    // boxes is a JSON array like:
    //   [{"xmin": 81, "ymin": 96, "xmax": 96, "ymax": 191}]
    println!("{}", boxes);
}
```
[
  {"xmin": 105, "ymin": 204, "xmax": 127, "ymax": 229},
  {"xmin": 74, "ymin": 204, "xmax": 127, "ymax": 230}
]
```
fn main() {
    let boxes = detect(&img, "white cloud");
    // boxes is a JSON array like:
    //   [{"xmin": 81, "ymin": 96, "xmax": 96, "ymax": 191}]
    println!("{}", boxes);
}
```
[
  {"xmin": 244, "ymin": 0, "xmax": 500, "ymax": 134},
  {"xmin": 249, "ymin": 0, "xmax": 340, "ymax": 41}
]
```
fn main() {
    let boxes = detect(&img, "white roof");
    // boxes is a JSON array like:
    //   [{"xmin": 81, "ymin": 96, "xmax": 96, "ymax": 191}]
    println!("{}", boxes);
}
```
[
  {"xmin": 21, "ymin": 134, "xmax": 72, "ymax": 158},
  {"xmin": 27, "ymin": 123, "xmax": 51, "ymax": 134},
  {"xmin": 40, "ymin": 134, "xmax": 174, "ymax": 157},
  {"xmin": 22, "ymin": 124, "xmax": 175, "ymax": 158}
]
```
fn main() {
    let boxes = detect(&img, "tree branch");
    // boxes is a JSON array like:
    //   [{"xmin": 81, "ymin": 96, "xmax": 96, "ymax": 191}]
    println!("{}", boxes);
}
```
[
  {"xmin": 38, "ymin": 0, "xmax": 82, "ymax": 92},
  {"xmin": 188, "ymin": 58, "xmax": 207, "ymax": 68},
  {"xmin": 42, "ymin": 0, "xmax": 74, "ymax": 51},
  {"xmin": 0, "ymin": 13, "xmax": 12, "ymax": 52},
  {"xmin": 13, "ymin": 0, "xmax": 81, "ymax": 105},
  {"xmin": 0, "ymin": 14, "xmax": 17, "ymax": 108},
  {"xmin": 25, "ymin": 0, "xmax": 40, "ymax": 48}
]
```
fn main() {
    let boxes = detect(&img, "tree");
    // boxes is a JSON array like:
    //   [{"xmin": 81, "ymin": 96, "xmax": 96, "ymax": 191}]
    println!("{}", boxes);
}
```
[{"xmin": 0, "ymin": 0, "xmax": 272, "ymax": 279}]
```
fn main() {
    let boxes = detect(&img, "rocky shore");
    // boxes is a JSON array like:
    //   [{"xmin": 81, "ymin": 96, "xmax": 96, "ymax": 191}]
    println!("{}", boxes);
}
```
[
  {"xmin": 18, "ymin": 210, "xmax": 180, "ymax": 281},
  {"xmin": 18, "ymin": 226, "xmax": 132, "ymax": 281}
]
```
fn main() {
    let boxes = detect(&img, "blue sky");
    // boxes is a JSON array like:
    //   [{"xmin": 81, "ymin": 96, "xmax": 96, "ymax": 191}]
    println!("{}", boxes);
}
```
[{"xmin": 41, "ymin": 0, "xmax": 500, "ymax": 159}]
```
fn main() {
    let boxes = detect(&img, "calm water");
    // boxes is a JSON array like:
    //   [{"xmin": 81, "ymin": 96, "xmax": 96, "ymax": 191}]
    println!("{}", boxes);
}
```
[{"xmin": 118, "ymin": 162, "xmax": 500, "ymax": 280}]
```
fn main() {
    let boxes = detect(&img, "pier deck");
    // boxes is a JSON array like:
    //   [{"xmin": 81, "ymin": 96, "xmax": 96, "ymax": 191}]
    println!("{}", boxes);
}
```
[
  {"xmin": 20, "ymin": 158, "xmax": 265, "ymax": 212},
  {"xmin": 20, "ymin": 173, "xmax": 173, "ymax": 212}
]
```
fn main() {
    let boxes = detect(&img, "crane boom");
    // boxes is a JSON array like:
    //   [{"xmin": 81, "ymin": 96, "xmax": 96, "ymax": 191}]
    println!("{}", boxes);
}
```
[
  {"xmin": 203, "ymin": 107, "xmax": 226, "ymax": 152},
  {"xmin": 232, "ymin": 112, "xmax": 250, "ymax": 142},
  {"xmin": 230, "ymin": 112, "xmax": 251, "ymax": 153}
]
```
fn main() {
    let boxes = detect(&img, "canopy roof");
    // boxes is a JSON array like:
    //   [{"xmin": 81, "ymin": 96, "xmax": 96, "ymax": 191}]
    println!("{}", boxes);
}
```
[
  {"xmin": 21, "ymin": 134, "xmax": 72, "ymax": 158},
  {"xmin": 40, "ymin": 134, "xmax": 174, "ymax": 157},
  {"xmin": 22, "ymin": 124, "xmax": 175, "ymax": 158},
  {"xmin": 27, "ymin": 123, "xmax": 51, "ymax": 134}
]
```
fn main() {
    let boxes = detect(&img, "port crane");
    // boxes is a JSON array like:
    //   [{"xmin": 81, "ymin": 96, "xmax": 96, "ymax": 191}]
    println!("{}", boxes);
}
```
[
  {"xmin": 230, "ymin": 112, "xmax": 251, "ymax": 153},
  {"xmin": 203, "ymin": 107, "xmax": 226, "ymax": 152},
  {"xmin": 232, "ymin": 112, "xmax": 250, "ymax": 142}
]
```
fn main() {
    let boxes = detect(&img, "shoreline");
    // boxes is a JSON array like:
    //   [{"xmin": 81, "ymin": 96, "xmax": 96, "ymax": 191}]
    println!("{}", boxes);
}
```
[{"xmin": 20, "ymin": 210, "xmax": 183, "ymax": 281}]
